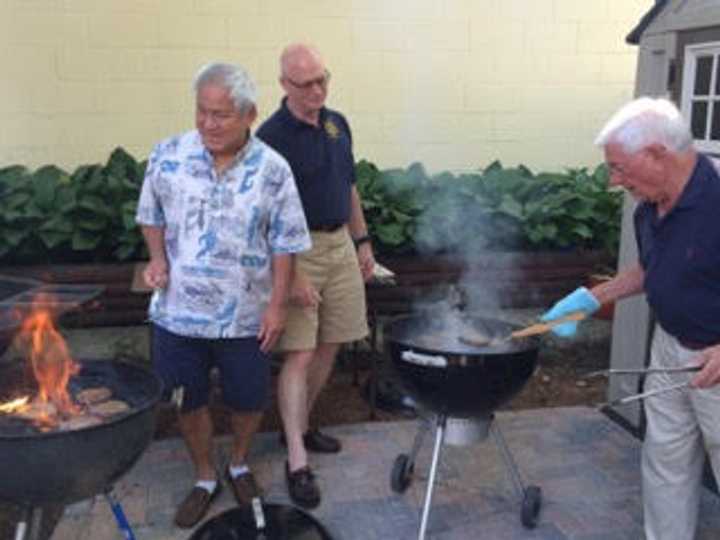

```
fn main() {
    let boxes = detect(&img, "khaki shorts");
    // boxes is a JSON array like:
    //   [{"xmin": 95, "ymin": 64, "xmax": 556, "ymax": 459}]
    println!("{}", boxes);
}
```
[{"xmin": 276, "ymin": 227, "xmax": 368, "ymax": 352}]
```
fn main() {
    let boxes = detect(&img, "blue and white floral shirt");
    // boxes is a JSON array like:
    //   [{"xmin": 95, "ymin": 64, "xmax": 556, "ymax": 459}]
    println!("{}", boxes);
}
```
[{"xmin": 136, "ymin": 130, "xmax": 311, "ymax": 339}]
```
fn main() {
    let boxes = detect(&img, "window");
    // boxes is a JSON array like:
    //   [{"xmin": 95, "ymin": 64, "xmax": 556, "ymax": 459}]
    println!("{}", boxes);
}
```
[{"xmin": 682, "ymin": 42, "xmax": 720, "ymax": 154}]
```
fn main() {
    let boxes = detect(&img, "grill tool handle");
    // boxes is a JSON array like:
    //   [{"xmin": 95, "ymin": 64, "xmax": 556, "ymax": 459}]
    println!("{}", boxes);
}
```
[
  {"xmin": 599, "ymin": 381, "xmax": 689, "ymax": 408},
  {"xmin": 401, "ymin": 350, "xmax": 448, "ymax": 368},
  {"xmin": 510, "ymin": 311, "xmax": 586, "ymax": 339},
  {"xmin": 589, "ymin": 366, "xmax": 701, "ymax": 377}
]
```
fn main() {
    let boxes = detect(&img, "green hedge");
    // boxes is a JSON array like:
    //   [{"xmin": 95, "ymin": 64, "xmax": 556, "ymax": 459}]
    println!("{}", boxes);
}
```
[
  {"xmin": 356, "ymin": 159, "xmax": 621, "ymax": 257},
  {"xmin": 0, "ymin": 148, "xmax": 621, "ymax": 265},
  {"xmin": 0, "ymin": 148, "xmax": 147, "ymax": 264}
]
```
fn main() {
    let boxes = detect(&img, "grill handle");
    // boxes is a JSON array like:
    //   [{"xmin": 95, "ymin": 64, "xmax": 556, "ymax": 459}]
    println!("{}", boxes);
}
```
[{"xmin": 401, "ymin": 350, "xmax": 448, "ymax": 368}]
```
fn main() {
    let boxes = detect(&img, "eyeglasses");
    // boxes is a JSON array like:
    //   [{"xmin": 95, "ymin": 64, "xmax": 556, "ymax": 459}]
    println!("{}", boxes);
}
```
[{"xmin": 283, "ymin": 70, "xmax": 331, "ymax": 91}]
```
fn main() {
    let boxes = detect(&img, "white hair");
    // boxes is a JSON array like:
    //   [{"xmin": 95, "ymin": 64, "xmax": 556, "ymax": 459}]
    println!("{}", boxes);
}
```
[
  {"xmin": 594, "ymin": 97, "xmax": 693, "ymax": 153},
  {"xmin": 193, "ymin": 63, "xmax": 258, "ymax": 113}
]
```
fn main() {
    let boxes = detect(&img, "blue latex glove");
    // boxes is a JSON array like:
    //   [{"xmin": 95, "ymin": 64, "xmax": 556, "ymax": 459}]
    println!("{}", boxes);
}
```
[{"xmin": 540, "ymin": 287, "xmax": 600, "ymax": 338}]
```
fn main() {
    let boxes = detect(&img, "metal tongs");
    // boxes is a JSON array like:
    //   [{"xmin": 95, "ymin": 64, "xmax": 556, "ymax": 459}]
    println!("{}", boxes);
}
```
[{"xmin": 593, "ymin": 365, "xmax": 701, "ymax": 408}]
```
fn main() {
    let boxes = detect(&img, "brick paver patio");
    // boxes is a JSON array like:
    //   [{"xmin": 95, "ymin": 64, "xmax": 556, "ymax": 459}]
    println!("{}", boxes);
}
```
[{"xmin": 51, "ymin": 407, "xmax": 720, "ymax": 540}]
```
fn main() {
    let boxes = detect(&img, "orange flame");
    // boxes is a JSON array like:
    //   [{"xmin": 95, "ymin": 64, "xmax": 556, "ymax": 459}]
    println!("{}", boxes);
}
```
[
  {"xmin": 0, "ymin": 294, "xmax": 81, "ymax": 427},
  {"xmin": 0, "ymin": 396, "xmax": 29, "ymax": 414},
  {"xmin": 20, "ymin": 307, "xmax": 80, "ymax": 418}
]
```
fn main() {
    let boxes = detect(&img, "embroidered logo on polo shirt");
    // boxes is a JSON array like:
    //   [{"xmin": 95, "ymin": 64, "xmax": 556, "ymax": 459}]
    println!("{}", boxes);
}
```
[{"xmin": 324, "ymin": 119, "xmax": 340, "ymax": 139}]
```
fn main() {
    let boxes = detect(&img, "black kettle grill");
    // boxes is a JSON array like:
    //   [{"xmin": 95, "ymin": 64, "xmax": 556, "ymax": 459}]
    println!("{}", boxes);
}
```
[
  {"xmin": 384, "ymin": 313, "xmax": 543, "ymax": 540},
  {"xmin": 0, "ymin": 359, "xmax": 162, "ymax": 540}
]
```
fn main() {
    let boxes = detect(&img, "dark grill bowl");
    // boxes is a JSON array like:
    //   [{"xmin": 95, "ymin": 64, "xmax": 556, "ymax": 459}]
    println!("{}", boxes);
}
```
[
  {"xmin": 385, "ymin": 314, "xmax": 539, "ymax": 418},
  {"xmin": 0, "ymin": 360, "xmax": 162, "ymax": 506}
]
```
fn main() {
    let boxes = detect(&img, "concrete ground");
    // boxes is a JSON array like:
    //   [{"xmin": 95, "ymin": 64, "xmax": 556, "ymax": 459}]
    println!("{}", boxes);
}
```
[{"xmin": 50, "ymin": 407, "xmax": 720, "ymax": 540}]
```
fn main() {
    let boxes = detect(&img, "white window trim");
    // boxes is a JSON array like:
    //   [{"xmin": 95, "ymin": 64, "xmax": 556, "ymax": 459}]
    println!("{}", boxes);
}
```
[{"xmin": 681, "ymin": 41, "xmax": 720, "ymax": 154}]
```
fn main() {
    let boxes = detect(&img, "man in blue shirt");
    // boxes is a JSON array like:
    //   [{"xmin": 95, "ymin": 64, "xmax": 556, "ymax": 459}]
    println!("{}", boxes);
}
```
[
  {"xmin": 137, "ymin": 62, "xmax": 311, "ymax": 528},
  {"xmin": 257, "ymin": 43, "xmax": 374, "ymax": 509},
  {"xmin": 541, "ymin": 97, "xmax": 720, "ymax": 540}
]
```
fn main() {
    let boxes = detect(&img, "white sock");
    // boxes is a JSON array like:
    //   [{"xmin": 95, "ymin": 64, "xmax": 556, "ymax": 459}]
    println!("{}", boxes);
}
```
[
  {"xmin": 229, "ymin": 463, "xmax": 250, "ymax": 478},
  {"xmin": 195, "ymin": 480, "xmax": 217, "ymax": 493}
]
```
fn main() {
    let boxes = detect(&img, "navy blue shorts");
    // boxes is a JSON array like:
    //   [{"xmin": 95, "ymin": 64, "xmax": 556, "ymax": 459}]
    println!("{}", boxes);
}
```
[{"xmin": 151, "ymin": 324, "xmax": 270, "ymax": 413}]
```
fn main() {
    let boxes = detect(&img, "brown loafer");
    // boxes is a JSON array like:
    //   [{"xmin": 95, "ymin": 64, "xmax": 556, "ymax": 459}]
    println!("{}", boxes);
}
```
[
  {"xmin": 226, "ymin": 467, "xmax": 261, "ymax": 506},
  {"xmin": 174, "ymin": 483, "xmax": 222, "ymax": 529}
]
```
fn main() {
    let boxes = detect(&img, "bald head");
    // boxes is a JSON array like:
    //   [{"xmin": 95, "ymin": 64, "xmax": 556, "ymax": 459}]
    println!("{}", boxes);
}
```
[
  {"xmin": 278, "ymin": 43, "xmax": 329, "ymax": 123},
  {"xmin": 280, "ymin": 43, "xmax": 324, "ymax": 80}
]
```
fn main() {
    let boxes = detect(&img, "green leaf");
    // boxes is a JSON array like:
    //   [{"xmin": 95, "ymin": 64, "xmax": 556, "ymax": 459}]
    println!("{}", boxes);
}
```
[
  {"xmin": 31, "ymin": 165, "xmax": 67, "ymax": 211},
  {"xmin": 105, "ymin": 147, "xmax": 138, "ymax": 181},
  {"xmin": 78, "ymin": 195, "xmax": 113, "ymax": 216},
  {"xmin": 40, "ymin": 216, "xmax": 74, "ymax": 234},
  {"xmin": 376, "ymin": 223, "xmax": 408, "ymax": 246},
  {"xmin": 496, "ymin": 196, "xmax": 524, "ymax": 219},
  {"xmin": 483, "ymin": 160, "xmax": 503, "ymax": 174},
  {"xmin": 1, "ymin": 192, "xmax": 32, "ymax": 210},
  {"xmin": 0, "ymin": 165, "xmax": 29, "ymax": 186},
  {"xmin": 3, "ymin": 227, "xmax": 29, "ymax": 246},
  {"xmin": 37, "ymin": 230, "xmax": 69, "ymax": 249},
  {"xmin": 572, "ymin": 223, "xmax": 594, "ymax": 239},
  {"xmin": 72, "ymin": 230, "xmax": 102, "ymax": 250},
  {"xmin": 22, "ymin": 202, "xmax": 46, "ymax": 219},
  {"xmin": 77, "ymin": 217, "xmax": 109, "ymax": 231}
]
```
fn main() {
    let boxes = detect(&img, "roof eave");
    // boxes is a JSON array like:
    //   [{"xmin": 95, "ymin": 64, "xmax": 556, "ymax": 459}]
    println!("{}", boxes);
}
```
[{"xmin": 626, "ymin": 0, "xmax": 670, "ymax": 45}]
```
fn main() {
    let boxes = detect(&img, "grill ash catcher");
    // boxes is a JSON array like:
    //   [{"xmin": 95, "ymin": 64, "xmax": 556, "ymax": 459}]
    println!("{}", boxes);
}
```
[{"xmin": 384, "ymin": 314, "xmax": 543, "ymax": 540}]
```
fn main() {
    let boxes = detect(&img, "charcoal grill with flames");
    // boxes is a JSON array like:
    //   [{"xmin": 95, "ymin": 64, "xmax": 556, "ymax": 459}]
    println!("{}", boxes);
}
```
[
  {"xmin": 0, "ymin": 359, "xmax": 163, "ymax": 540},
  {"xmin": 385, "ymin": 314, "xmax": 542, "ymax": 540}
]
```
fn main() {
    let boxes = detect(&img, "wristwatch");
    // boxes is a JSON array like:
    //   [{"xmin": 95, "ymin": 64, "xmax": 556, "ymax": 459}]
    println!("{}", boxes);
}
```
[{"xmin": 353, "ymin": 234, "xmax": 371, "ymax": 248}]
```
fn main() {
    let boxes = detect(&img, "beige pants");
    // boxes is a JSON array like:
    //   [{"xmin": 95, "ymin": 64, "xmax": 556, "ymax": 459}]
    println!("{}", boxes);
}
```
[
  {"xmin": 643, "ymin": 324, "xmax": 720, "ymax": 540},
  {"xmin": 276, "ymin": 227, "xmax": 368, "ymax": 351}
]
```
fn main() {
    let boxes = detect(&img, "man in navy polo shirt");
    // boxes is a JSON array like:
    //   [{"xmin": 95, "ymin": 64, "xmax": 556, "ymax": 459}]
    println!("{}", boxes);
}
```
[
  {"xmin": 540, "ymin": 97, "xmax": 720, "ymax": 540},
  {"xmin": 257, "ymin": 43, "xmax": 375, "ymax": 509}
]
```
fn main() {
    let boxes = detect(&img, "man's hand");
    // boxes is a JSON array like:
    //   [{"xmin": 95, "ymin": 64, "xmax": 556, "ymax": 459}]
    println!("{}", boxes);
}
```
[
  {"xmin": 690, "ymin": 345, "xmax": 720, "ymax": 388},
  {"xmin": 540, "ymin": 287, "xmax": 600, "ymax": 338},
  {"xmin": 357, "ymin": 242, "xmax": 375, "ymax": 282},
  {"xmin": 143, "ymin": 258, "xmax": 169, "ymax": 289},
  {"xmin": 258, "ymin": 302, "xmax": 286, "ymax": 353},
  {"xmin": 289, "ymin": 271, "xmax": 321, "ymax": 308}
]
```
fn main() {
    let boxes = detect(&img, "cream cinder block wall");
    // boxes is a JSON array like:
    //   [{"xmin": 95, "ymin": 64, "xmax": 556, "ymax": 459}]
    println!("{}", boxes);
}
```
[{"xmin": 0, "ymin": 0, "xmax": 649, "ymax": 173}]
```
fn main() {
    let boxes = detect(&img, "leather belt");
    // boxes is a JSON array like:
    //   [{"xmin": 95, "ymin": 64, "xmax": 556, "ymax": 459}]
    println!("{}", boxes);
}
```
[
  {"xmin": 677, "ymin": 338, "xmax": 713, "ymax": 351},
  {"xmin": 309, "ymin": 223, "xmax": 344, "ymax": 232}
]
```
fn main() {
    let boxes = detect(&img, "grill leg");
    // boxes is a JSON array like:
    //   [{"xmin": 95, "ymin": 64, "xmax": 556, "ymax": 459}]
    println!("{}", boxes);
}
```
[
  {"xmin": 14, "ymin": 507, "xmax": 42, "ymax": 540},
  {"xmin": 407, "ymin": 413, "xmax": 432, "ymax": 466},
  {"xmin": 105, "ymin": 489, "xmax": 137, "ymax": 540},
  {"xmin": 490, "ymin": 420, "xmax": 526, "ymax": 499},
  {"xmin": 418, "ymin": 414, "xmax": 446, "ymax": 540},
  {"xmin": 13, "ymin": 521, "xmax": 26, "ymax": 540}
]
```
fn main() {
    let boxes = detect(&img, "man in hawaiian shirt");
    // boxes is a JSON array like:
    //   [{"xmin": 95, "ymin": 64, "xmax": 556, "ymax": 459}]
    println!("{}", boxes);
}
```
[{"xmin": 136, "ymin": 62, "xmax": 311, "ymax": 528}]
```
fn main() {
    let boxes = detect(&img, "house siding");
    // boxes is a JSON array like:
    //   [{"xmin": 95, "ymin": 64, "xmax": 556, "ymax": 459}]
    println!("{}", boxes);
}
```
[{"xmin": 0, "ymin": 0, "xmax": 648, "ymax": 172}]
